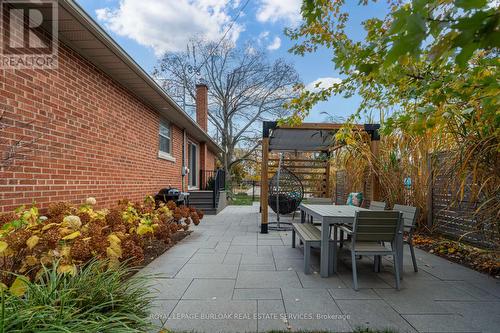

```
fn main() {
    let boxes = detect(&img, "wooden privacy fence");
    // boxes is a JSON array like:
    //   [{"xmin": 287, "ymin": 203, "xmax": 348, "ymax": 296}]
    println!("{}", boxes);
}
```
[
  {"xmin": 334, "ymin": 153, "xmax": 499, "ymax": 249},
  {"xmin": 268, "ymin": 156, "xmax": 330, "ymax": 198},
  {"xmin": 430, "ymin": 153, "xmax": 499, "ymax": 249},
  {"xmin": 334, "ymin": 169, "xmax": 372, "ymax": 208}
]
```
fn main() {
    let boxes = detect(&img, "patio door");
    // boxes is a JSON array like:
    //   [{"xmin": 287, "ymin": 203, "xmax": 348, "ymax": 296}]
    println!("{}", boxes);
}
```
[{"xmin": 188, "ymin": 142, "xmax": 198, "ymax": 189}]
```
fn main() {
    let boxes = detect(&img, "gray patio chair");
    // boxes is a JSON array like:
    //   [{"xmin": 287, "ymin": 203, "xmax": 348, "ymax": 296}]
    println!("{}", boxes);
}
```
[
  {"xmin": 339, "ymin": 200, "xmax": 386, "ymax": 249},
  {"xmin": 339, "ymin": 210, "xmax": 402, "ymax": 291},
  {"xmin": 394, "ymin": 204, "xmax": 419, "ymax": 272},
  {"xmin": 369, "ymin": 200, "xmax": 386, "ymax": 210},
  {"xmin": 367, "ymin": 200, "xmax": 386, "ymax": 268}
]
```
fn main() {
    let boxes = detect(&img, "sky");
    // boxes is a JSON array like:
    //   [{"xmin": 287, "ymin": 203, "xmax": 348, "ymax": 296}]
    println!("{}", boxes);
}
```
[{"xmin": 75, "ymin": 0, "xmax": 390, "ymax": 122}]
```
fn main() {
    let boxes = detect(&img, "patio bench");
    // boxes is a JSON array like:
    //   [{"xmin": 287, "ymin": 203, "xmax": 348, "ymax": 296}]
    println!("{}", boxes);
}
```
[{"xmin": 291, "ymin": 223, "xmax": 333, "ymax": 274}]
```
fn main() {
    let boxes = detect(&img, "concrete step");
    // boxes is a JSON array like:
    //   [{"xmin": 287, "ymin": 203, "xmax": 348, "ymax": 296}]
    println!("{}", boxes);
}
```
[
  {"xmin": 190, "ymin": 204, "xmax": 214, "ymax": 209},
  {"xmin": 189, "ymin": 192, "xmax": 213, "ymax": 196},
  {"xmin": 198, "ymin": 208, "xmax": 217, "ymax": 215},
  {"xmin": 189, "ymin": 199, "xmax": 216, "ymax": 205}
]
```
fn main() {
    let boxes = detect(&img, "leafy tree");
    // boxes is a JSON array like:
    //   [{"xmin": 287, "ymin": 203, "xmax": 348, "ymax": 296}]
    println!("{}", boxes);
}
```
[
  {"xmin": 285, "ymin": 0, "xmax": 498, "ymax": 128},
  {"xmin": 284, "ymin": 0, "xmax": 499, "ymax": 226}
]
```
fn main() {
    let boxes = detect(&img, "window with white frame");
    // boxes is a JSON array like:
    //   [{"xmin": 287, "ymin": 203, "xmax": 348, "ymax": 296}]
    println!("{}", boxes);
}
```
[{"xmin": 159, "ymin": 120, "xmax": 171, "ymax": 155}]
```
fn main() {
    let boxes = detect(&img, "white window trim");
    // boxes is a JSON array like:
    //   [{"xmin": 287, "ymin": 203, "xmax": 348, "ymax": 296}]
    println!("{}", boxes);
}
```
[
  {"xmin": 158, "ymin": 151, "xmax": 176, "ymax": 162},
  {"xmin": 159, "ymin": 120, "xmax": 172, "ymax": 156}
]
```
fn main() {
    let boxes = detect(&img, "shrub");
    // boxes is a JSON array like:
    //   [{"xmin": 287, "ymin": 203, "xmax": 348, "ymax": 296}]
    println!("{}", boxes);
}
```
[
  {"xmin": 0, "ymin": 196, "xmax": 205, "ymax": 287},
  {"xmin": 1, "ymin": 260, "xmax": 155, "ymax": 332}
]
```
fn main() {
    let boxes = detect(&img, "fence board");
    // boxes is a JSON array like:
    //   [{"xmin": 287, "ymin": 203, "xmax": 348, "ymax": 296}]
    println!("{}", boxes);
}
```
[{"xmin": 431, "ymin": 152, "xmax": 498, "ymax": 248}]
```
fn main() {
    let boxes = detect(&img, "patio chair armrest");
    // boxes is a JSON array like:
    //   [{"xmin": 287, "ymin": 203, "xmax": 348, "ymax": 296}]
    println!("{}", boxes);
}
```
[{"xmin": 338, "ymin": 225, "xmax": 353, "ymax": 235}]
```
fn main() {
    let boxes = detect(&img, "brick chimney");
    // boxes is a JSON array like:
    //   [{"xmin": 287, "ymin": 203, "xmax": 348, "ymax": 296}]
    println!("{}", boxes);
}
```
[{"xmin": 195, "ymin": 84, "xmax": 208, "ymax": 132}]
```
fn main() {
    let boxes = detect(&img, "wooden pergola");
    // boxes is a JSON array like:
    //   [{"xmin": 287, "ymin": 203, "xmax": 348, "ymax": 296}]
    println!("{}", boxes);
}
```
[{"xmin": 260, "ymin": 121, "xmax": 381, "ymax": 233}]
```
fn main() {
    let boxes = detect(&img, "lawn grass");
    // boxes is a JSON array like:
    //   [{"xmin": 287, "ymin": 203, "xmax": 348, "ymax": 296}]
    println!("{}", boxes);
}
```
[{"xmin": 229, "ymin": 193, "xmax": 259, "ymax": 205}]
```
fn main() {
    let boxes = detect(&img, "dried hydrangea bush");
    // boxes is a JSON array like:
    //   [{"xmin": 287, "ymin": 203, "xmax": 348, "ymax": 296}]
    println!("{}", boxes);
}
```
[{"xmin": 0, "ymin": 196, "xmax": 204, "ymax": 292}]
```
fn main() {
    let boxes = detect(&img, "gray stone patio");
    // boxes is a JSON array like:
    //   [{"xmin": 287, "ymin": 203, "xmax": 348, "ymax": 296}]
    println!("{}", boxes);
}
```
[{"xmin": 143, "ymin": 204, "xmax": 500, "ymax": 333}]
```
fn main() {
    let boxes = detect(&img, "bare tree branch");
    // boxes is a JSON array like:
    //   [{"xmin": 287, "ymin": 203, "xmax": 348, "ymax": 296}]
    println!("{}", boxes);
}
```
[{"xmin": 154, "ymin": 39, "xmax": 301, "ymax": 187}]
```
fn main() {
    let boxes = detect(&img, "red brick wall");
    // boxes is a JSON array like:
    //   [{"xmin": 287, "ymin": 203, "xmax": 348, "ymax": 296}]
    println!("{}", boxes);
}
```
[
  {"xmin": 0, "ymin": 42, "xmax": 189, "ymax": 213},
  {"xmin": 206, "ymin": 149, "xmax": 216, "ymax": 171}
]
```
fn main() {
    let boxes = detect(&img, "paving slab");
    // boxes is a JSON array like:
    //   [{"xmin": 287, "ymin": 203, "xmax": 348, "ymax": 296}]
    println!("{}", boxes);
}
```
[
  {"xmin": 241, "ymin": 254, "xmax": 275, "ymax": 265},
  {"xmin": 337, "ymin": 299, "xmax": 417, "ymax": 333},
  {"xmin": 143, "ymin": 205, "xmax": 500, "ymax": 333},
  {"xmin": 375, "ymin": 288, "xmax": 453, "ymax": 314},
  {"xmin": 165, "ymin": 300, "xmax": 257, "ymax": 333},
  {"xmin": 182, "ymin": 278, "xmax": 235, "ymax": 300},
  {"xmin": 329, "ymin": 288, "xmax": 381, "ymax": 300},
  {"xmin": 227, "ymin": 245, "xmax": 260, "ymax": 254},
  {"xmin": 271, "ymin": 245, "xmax": 305, "ymax": 259},
  {"xmin": 402, "ymin": 314, "xmax": 478, "ymax": 332},
  {"xmin": 338, "ymin": 270, "xmax": 393, "ymax": 289},
  {"xmin": 222, "ymin": 253, "xmax": 242, "ymax": 265},
  {"xmin": 275, "ymin": 258, "xmax": 319, "ymax": 272},
  {"xmin": 297, "ymin": 271, "xmax": 347, "ymax": 289},
  {"xmin": 176, "ymin": 263, "xmax": 239, "ymax": 279},
  {"xmin": 149, "ymin": 300, "xmax": 178, "ymax": 330},
  {"xmin": 257, "ymin": 239, "xmax": 285, "ymax": 246},
  {"xmin": 233, "ymin": 288, "xmax": 282, "ymax": 300},
  {"xmin": 150, "ymin": 278, "xmax": 192, "ymax": 300},
  {"xmin": 138, "ymin": 257, "xmax": 189, "ymax": 278},
  {"xmin": 435, "ymin": 301, "xmax": 500, "ymax": 333},
  {"xmin": 188, "ymin": 252, "xmax": 226, "ymax": 264},
  {"xmin": 239, "ymin": 264, "xmax": 276, "ymax": 271},
  {"xmin": 467, "ymin": 277, "xmax": 500, "ymax": 298},
  {"xmin": 232, "ymin": 235, "xmax": 257, "ymax": 245},
  {"xmin": 160, "ymin": 245, "xmax": 198, "ymax": 258},
  {"xmin": 445, "ymin": 280, "xmax": 500, "ymax": 301},
  {"xmin": 282, "ymin": 288, "xmax": 352, "ymax": 332},
  {"xmin": 257, "ymin": 300, "xmax": 288, "ymax": 332},
  {"xmin": 418, "ymin": 255, "xmax": 489, "ymax": 281},
  {"xmin": 236, "ymin": 270, "xmax": 302, "ymax": 289}
]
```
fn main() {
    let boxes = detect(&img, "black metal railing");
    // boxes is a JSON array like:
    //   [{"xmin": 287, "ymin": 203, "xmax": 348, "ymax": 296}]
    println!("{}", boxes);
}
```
[
  {"xmin": 212, "ymin": 169, "xmax": 225, "ymax": 208},
  {"xmin": 199, "ymin": 169, "xmax": 225, "ymax": 208},
  {"xmin": 199, "ymin": 169, "xmax": 217, "ymax": 190}
]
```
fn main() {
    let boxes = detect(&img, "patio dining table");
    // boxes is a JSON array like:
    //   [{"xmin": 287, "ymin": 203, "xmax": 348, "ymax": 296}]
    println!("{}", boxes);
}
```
[{"xmin": 298, "ymin": 203, "xmax": 404, "ymax": 278}]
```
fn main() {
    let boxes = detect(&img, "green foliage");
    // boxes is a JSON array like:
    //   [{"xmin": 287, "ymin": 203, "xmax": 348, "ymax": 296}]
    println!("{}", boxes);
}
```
[
  {"xmin": 285, "ymin": 0, "xmax": 499, "ymax": 126},
  {"xmin": 0, "ymin": 260, "xmax": 155, "ymax": 333},
  {"xmin": 229, "ymin": 193, "xmax": 257, "ymax": 206},
  {"xmin": 283, "ymin": 0, "xmax": 499, "ymax": 224}
]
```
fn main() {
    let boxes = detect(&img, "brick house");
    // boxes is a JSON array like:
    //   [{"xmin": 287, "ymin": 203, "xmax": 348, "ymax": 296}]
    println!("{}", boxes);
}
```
[{"xmin": 0, "ymin": 1, "xmax": 225, "ymax": 214}]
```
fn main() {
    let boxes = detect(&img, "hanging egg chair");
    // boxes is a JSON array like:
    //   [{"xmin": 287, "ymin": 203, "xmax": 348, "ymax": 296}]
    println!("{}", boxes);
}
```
[{"xmin": 268, "ymin": 167, "xmax": 304, "ymax": 215}]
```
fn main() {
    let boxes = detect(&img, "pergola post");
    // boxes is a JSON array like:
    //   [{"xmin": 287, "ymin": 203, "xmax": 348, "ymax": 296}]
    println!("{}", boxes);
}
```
[{"xmin": 261, "ymin": 122, "xmax": 275, "ymax": 233}]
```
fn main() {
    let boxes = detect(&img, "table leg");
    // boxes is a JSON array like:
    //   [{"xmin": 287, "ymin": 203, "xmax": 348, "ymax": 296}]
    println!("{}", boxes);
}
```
[
  {"xmin": 320, "ymin": 220, "xmax": 330, "ymax": 277},
  {"xmin": 301, "ymin": 210, "xmax": 305, "ymax": 223}
]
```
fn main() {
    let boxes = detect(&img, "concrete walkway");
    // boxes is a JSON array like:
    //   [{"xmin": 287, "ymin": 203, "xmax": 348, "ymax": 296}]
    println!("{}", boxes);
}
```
[{"xmin": 143, "ymin": 204, "xmax": 500, "ymax": 333}]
